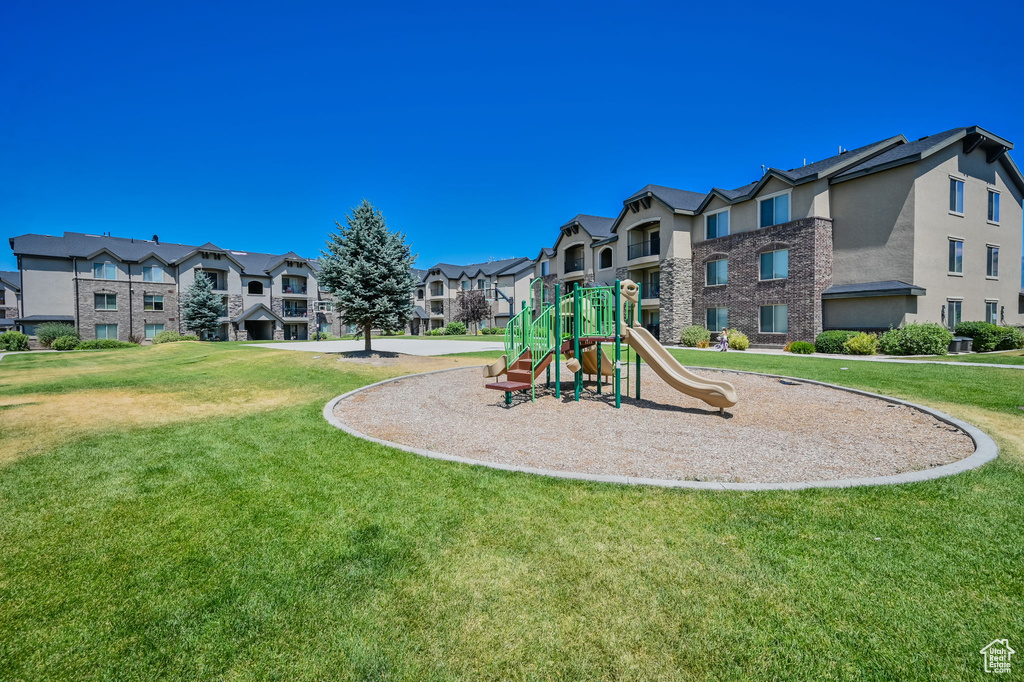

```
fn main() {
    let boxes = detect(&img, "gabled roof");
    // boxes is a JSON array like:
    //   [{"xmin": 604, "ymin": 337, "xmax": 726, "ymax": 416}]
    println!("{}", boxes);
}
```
[
  {"xmin": 8, "ymin": 232, "xmax": 317, "ymax": 276},
  {"xmin": 624, "ymin": 184, "xmax": 706, "ymax": 212},
  {"xmin": 232, "ymin": 303, "xmax": 283, "ymax": 324},
  {"xmin": 424, "ymin": 256, "xmax": 533, "ymax": 281},
  {"xmin": 552, "ymin": 214, "xmax": 617, "ymax": 247},
  {"xmin": 412, "ymin": 305, "xmax": 429, "ymax": 319},
  {"xmin": 0, "ymin": 271, "xmax": 20, "ymax": 290}
]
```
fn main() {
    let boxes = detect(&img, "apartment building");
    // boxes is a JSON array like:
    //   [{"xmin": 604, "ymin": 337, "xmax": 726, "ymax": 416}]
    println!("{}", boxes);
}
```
[
  {"xmin": 0, "ymin": 271, "xmax": 21, "ymax": 330},
  {"xmin": 7, "ymin": 233, "xmax": 340, "ymax": 343},
  {"xmin": 412, "ymin": 257, "xmax": 536, "ymax": 333},
  {"xmin": 539, "ymin": 125, "xmax": 1024, "ymax": 344}
]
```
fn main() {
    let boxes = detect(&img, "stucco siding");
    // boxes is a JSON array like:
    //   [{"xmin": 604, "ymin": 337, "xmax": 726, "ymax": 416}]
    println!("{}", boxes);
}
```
[{"xmin": 20, "ymin": 257, "xmax": 74, "ymax": 316}]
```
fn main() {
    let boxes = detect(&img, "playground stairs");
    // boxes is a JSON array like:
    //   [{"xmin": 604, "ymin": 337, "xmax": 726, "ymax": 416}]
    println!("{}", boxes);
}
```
[{"xmin": 485, "ymin": 349, "xmax": 554, "ymax": 393}]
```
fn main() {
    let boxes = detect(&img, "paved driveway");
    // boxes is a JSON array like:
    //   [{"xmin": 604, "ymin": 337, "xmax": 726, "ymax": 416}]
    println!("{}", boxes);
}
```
[{"xmin": 246, "ymin": 339, "xmax": 504, "ymax": 356}]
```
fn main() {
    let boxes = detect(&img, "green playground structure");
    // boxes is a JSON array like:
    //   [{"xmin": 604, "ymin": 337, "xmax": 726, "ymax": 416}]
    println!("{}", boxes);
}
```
[{"xmin": 483, "ymin": 279, "xmax": 739, "ymax": 413}]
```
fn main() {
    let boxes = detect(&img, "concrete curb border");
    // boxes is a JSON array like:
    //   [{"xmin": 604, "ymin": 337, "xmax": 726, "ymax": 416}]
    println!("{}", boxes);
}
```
[{"xmin": 322, "ymin": 366, "xmax": 999, "ymax": 491}]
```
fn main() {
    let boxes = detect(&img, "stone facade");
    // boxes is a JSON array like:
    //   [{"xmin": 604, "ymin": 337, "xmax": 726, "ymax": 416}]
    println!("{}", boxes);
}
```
[
  {"xmin": 658, "ymin": 257, "xmax": 692, "ymax": 344},
  {"xmin": 78, "ymin": 279, "xmax": 177, "ymax": 342},
  {"xmin": 692, "ymin": 217, "xmax": 833, "ymax": 346}
]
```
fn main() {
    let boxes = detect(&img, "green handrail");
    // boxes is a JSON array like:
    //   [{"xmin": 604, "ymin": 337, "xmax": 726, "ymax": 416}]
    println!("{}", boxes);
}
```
[
  {"xmin": 529, "ymin": 305, "xmax": 554, "ymax": 371},
  {"xmin": 505, "ymin": 305, "xmax": 531, "ymax": 364}
]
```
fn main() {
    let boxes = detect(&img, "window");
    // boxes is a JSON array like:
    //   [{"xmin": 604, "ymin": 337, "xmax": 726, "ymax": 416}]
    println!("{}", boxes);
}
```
[
  {"xmin": 759, "ymin": 305, "xmax": 788, "ymax": 334},
  {"xmin": 281, "ymin": 277, "xmax": 305, "ymax": 294},
  {"xmin": 949, "ymin": 177, "xmax": 964, "ymax": 214},
  {"xmin": 93, "ymin": 262, "xmax": 117, "ymax": 279},
  {"xmin": 94, "ymin": 293, "xmax": 117, "ymax": 310},
  {"xmin": 247, "ymin": 281, "xmax": 264, "ymax": 295},
  {"xmin": 318, "ymin": 320, "xmax": 330, "ymax": 334},
  {"xmin": 599, "ymin": 248, "xmax": 613, "ymax": 269},
  {"xmin": 988, "ymin": 190, "xmax": 1000, "ymax": 223},
  {"xmin": 461, "ymin": 280, "xmax": 470, "ymax": 290},
  {"xmin": 706, "ymin": 307, "xmax": 728, "ymax": 331},
  {"xmin": 430, "ymin": 282, "xmax": 443, "ymax": 296},
  {"xmin": 142, "ymin": 266, "xmax": 162, "ymax": 282},
  {"xmin": 541, "ymin": 261, "xmax": 550, "ymax": 276},
  {"xmin": 144, "ymin": 295, "xmax": 164, "ymax": 311},
  {"xmin": 947, "ymin": 300, "xmax": 962, "ymax": 329},
  {"xmin": 948, "ymin": 239, "xmax": 963, "ymax": 274},
  {"xmin": 705, "ymin": 259, "xmax": 728, "ymax": 286},
  {"xmin": 477, "ymin": 279, "xmax": 485, "ymax": 289},
  {"xmin": 985, "ymin": 301, "xmax": 998, "ymax": 325},
  {"xmin": 759, "ymin": 249, "xmax": 789, "ymax": 280},
  {"xmin": 706, "ymin": 209, "xmax": 730, "ymax": 239},
  {"xmin": 758, "ymin": 192, "xmax": 790, "ymax": 227},
  {"xmin": 417, "ymin": 289, "xmax": 423, "ymax": 299},
  {"xmin": 986, "ymin": 246, "xmax": 999, "ymax": 278},
  {"xmin": 145, "ymin": 323, "xmax": 164, "ymax": 339},
  {"xmin": 0, "ymin": 289, "xmax": 4, "ymax": 305},
  {"xmin": 95, "ymin": 324, "xmax": 118, "ymax": 340}
]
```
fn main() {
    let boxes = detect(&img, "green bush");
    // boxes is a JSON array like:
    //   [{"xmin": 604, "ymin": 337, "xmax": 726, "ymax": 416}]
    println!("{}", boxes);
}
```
[
  {"xmin": 180, "ymin": 334, "xmax": 199, "ymax": 341},
  {"xmin": 426, "ymin": 329, "xmax": 444, "ymax": 336},
  {"xmin": 787, "ymin": 341, "xmax": 815, "ymax": 354},
  {"xmin": 878, "ymin": 323, "xmax": 953, "ymax": 356},
  {"xmin": 954, "ymin": 321, "xmax": 1002, "ymax": 352},
  {"xmin": 680, "ymin": 325, "xmax": 711, "ymax": 347},
  {"xmin": 152, "ymin": 330, "xmax": 183, "ymax": 344},
  {"xmin": 814, "ymin": 330, "xmax": 858, "ymax": 354},
  {"xmin": 51, "ymin": 335, "xmax": 80, "ymax": 351},
  {"xmin": 35, "ymin": 322, "xmax": 80, "ymax": 348},
  {"xmin": 996, "ymin": 326, "xmax": 1024, "ymax": 351},
  {"xmin": 0, "ymin": 330, "xmax": 30, "ymax": 351},
  {"xmin": 443, "ymin": 321, "xmax": 467, "ymax": 336},
  {"xmin": 728, "ymin": 330, "xmax": 750, "ymax": 351},
  {"xmin": 843, "ymin": 332, "xmax": 879, "ymax": 355},
  {"xmin": 77, "ymin": 339, "xmax": 138, "ymax": 350}
]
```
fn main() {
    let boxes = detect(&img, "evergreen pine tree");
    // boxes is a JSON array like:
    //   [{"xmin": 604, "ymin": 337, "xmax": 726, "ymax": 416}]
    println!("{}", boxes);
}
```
[
  {"xmin": 181, "ymin": 270, "xmax": 222, "ymax": 339},
  {"xmin": 319, "ymin": 200, "xmax": 416, "ymax": 352}
]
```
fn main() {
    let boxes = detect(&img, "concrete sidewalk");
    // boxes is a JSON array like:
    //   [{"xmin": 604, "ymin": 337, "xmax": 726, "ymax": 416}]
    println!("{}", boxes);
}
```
[
  {"xmin": 665, "ymin": 344, "xmax": 1024, "ymax": 369},
  {"xmin": 246, "ymin": 339, "xmax": 504, "ymax": 356}
]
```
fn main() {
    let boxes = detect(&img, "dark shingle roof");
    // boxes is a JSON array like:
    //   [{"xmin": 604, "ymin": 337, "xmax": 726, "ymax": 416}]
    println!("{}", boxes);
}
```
[
  {"xmin": 412, "ymin": 305, "xmax": 429, "ymax": 319},
  {"xmin": 781, "ymin": 136, "xmax": 903, "ymax": 181},
  {"xmin": 572, "ymin": 214, "xmax": 616, "ymax": 239},
  {"xmin": 16, "ymin": 314, "xmax": 75, "ymax": 322},
  {"xmin": 625, "ymin": 184, "xmax": 706, "ymax": 211},
  {"xmin": 833, "ymin": 128, "xmax": 967, "ymax": 180},
  {"xmin": 425, "ymin": 257, "xmax": 533, "ymax": 280},
  {"xmin": 822, "ymin": 280, "xmax": 926, "ymax": 299},
  {"xmin": 232, "ymin": 303, "xmax": 283, "ymax": 323},
  {"xmin": 0, "ymin": 271, "xmax": 20, "ymax": 289},
  {"xmin": 8, "ymin": 232, "xmax": 317, "ymax": 275}
]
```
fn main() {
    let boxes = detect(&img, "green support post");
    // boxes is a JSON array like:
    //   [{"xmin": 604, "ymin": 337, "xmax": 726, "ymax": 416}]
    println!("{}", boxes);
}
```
[
  {"xmin": 573, "ymin": 285, "xmax": 581, "ymax": 402},
  {"xmin": 505, "ymin": 391, "xmax": 511, "ymax": 405},
  {"xmin": 554, "ymin": 283, "xmax": 560, "ymax": 399},
  {"xmin": 636, "ymin": 282, "xmax": 641, "ymax": 401},
  {"xmin": 614, "ymin": 280, "xmax": 621, "ymax": 409}
]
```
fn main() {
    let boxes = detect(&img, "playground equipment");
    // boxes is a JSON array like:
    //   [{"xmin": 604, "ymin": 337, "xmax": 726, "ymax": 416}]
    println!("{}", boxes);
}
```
[{"xmin": 483, "ymin": 279, "xmax": 738, "ymax": 412}]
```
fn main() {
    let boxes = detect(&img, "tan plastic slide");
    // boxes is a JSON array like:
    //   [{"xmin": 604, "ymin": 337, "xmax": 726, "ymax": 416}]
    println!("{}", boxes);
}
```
[
  {"xmin": 482, "ymin": 355, "xmax": 507, "ymax": 378},
  {"xmin": 624, "ymin": 326, "xmax": 738, "ymax": 409}
]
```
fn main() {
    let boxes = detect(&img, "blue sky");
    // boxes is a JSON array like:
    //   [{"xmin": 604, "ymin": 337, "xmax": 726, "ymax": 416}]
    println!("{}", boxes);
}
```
[{"xmin": 2, "ymin": 0, "xmax": 1022, "ymax": 273}]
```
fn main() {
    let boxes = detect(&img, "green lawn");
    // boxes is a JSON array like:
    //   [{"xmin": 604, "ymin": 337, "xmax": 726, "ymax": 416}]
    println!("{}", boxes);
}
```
[
  {"xmin": 1, "ymin": 343, "xmax": 1023, "ymax": 680},
  {"xmin": 911, "ymin": 350, "xmax": 1024, "ymax": 366}
]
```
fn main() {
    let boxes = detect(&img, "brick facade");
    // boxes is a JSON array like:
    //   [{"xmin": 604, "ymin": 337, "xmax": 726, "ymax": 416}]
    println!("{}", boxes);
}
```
[
  {"xmin": 78, "ymin": 279, "xmax": 177, "ymax": 342},
  {"xmin": 692, "ymin": 218, "xmax": 833, "ymax": 346}
]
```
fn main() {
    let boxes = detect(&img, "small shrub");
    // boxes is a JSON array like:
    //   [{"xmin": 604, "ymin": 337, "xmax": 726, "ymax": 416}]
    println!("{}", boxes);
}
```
[
  {"xmin": 995, "ymin": 326, "xmax": 1024, "ymax": 351},
  {"xmin": 954, "ymin": 321, "xmax": 1002, "ymax": 352},
  {"xmin": 77, "ymin": 339, "xmax": 138, "ymax": 350},
  {"xmin": 180, "ymin": 334, "xmax": 199, "ymax": 341},
  {"xmin": 152, "ymin": 330, "xmax": 183, "ymax": 344},
  {"xmin": 680, "ymin": 325, "xmax": 711, "ymax": 347},
  {"xmin": 843, "ymin": 332, "xmax": 879, "ymax": 355},
  {"xmin": 814, "ymin": 330, "xmax": 858, "ymax": 354},
  {"xmin": 696, "ymin": 339, "xmax": 710, "ymax": 349},
  {"xmin": 728, "ymin": 330, "xmax": 750, "ymax": 351},
  {"xmin": 787, "ymin": 341, "xmax": 815, "ymax": 354},
  {"xmin": 51, "ymin": 335, "xmax": 80, "ymax": 351},
  {"xmin": 0, "ymin": 330, "xmax": 30, "ymax": 351},
  {"xmin": 878, "ymin": 323, "xmax": 953, "ymax": 356},
  {"xmin": 128, "ymin": 333, "xmax": 143, "ymax": 345},
  {"xmin": 35, "ymin": 322, "xmax": 80, "ymax": 348},
  {"xmin": 443, "ymin": 321, "xmax": 467, "ymax": 336}
]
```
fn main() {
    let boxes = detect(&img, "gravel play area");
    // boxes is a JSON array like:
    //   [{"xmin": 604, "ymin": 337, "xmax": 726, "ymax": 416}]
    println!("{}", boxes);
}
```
[{"xmin": 333, "ymin": 366, "xmax": 976, "ymax": 484}]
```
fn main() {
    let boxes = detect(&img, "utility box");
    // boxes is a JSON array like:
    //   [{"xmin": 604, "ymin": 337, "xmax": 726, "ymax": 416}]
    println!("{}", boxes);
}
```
[{"xmin": 949, "ymin": 336, "xmax": 973, "ymax": 354}]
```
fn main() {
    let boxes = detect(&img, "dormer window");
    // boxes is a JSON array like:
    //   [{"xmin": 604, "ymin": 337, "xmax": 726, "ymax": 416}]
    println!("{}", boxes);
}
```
[
  {"xmin": 758, "ymin": 191, "xmax": 791, "ymax": 228},
  {"xmin": 93, "ymin": 262, "xmax": 117, "ymax": 280},
  {"xmin": 706, "ymin": 209, "xmax": 730, "ymax": 239}
]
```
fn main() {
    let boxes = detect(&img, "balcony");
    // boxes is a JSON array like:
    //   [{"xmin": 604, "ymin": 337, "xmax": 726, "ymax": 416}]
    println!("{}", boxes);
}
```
[
  {"xmin": 429, "ymin": 306, "xmax": 444, "ymax": 317},
  {"xmin": 282, "ymin": 307, "xmax": 308, "ymax": 318},
  {"xmin": 641, "ymin": 284, "xmax": 660, "ymax": 299},
  {"xmin": 564, "ymin": 256, "xmax": 585, "ymax": 274},
  {"xmin": 281, "ymin": 285, "xmax": 308, "ymax": 295},
  {"xmin": 627, "ymin": 238, "xmax": 660, "ymax": 260}
]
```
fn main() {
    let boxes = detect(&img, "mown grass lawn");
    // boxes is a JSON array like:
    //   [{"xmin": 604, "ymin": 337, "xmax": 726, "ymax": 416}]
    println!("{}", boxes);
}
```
[{"xmin": 1, "ymin": 342, "xmax": 1022, "ymax": 680}]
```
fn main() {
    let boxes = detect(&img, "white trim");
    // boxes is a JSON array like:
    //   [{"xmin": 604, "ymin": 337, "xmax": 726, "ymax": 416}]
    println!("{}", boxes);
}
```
[
  {"xmin": 947, "ymin": 237, "xmax": 964, "ymax": 275},
  {"xmin": 987, "ymin": 187, "xmax": 1001, "ymax": 225},
  {"xmin": 948, "ymin": 176, "xmax": 965, "ymax": 216},
  {"xmin": 704, "ymin": 207, "xmax": 730, "ymax": 240},
  {"xmin": 756, "ymin": 188, "xmax": 792, "ymax": 228}
]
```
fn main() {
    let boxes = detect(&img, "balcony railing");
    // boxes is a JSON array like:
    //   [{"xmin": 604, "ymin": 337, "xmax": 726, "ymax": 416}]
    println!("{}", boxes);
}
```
[
  {"xmin": 641, "ymin": 285, "xmax": 661, "ymax": 299},
  {"xmin": 283, "ymin": 308, "xmax": 308, "ymax": 318},
  {"xmin": 564, "ymin": 256, "xmax": 584, "ymax": 273},
  {"xmin": 281, "ymin": 285, "xmax": 308, "ymax": 294},
  {"xmin": 627, "ymin": 238, "xmax": 660, "ymax": 260},
  {"xmin": 429, "ymin": 308, "xmax": 444, "ymax": 316},
  {"xmin": 644, "ymin": 323, "xmax": 661, "ymax": 341}
]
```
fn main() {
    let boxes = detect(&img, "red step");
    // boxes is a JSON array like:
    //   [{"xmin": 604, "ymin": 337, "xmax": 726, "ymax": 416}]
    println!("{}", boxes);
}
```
[{"xmin": 485, "ymin": 380, "xmax": 532, "ymax": 392}]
